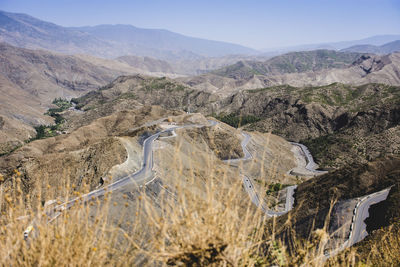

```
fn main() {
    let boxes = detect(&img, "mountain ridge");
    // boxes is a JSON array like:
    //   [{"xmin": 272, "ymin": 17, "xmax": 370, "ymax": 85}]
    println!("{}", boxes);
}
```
[
  {"xmin": 0, "ymin": 10, "xmax": 258, "ymax": 60},
  {"xmin": 213, "ymin": 50, "xmax": 365, "ymax": 79},
  {"xmin": 181, "ymin": 50, "xmax": 400, "ymax": 96},
  {"xmin": 341, "ymin": 40, "xmax": 400, "ymax": 54},
  {"xmin": 0, "ymin": 42, "xmax": 181, "ymax": 154},
  {"xmin": 261, "ymin": 34, "xmax": 400, "ymax": 53},
  {"xmin": 72, "ymin": 24, "xmax": 258, "ymax": 58},
  {"xmin": 69, "ymin": 75, "xmax": 400, "ymax": 170}
]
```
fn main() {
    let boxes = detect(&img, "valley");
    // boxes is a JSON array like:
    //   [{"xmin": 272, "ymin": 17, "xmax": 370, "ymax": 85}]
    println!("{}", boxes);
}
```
[{"xmin": 0, "ymin": 8, "xmax": 399, "ymax": 266}]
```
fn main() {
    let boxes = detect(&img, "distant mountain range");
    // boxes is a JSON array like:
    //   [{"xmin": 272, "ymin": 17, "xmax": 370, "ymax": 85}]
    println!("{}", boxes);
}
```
[
  {"xmin": 262, "ymin": 34, "xmax": 400, "ymax": 53},
  {"xmin": 341, "ymin": 40, "xmax": 400, "ymax": 54},
  {"xmin": 2, "ymin": 9, "xmax": 400, "ymax": 64},
  {"xmin": 182, "ymin": 50, "xmax": 400, "ymax": 95},
  {"xmin": 0, "ymin": 10, "xmax": 257, "ymax": 60},
  {"xmin": 213, "ymin": 50, "xmax": 364, "ymax": 79},
  {"xmin": 71, "ymin": 24, "xmax": 258, "ymax": 59}
]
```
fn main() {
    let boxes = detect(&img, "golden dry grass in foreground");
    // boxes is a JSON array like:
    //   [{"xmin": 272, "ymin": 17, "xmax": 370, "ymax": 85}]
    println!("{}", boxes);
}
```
[{"xmin": 0, "ymin": 155, "xmax": 399, "ymax": 266}]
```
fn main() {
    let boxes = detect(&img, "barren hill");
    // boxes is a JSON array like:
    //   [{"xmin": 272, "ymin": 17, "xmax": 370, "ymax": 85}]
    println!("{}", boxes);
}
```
[
  {"xmin": 210, "ymin": 83, "xmax": 400, "ymax": 168},
  {"xmin": 116, "ymin": 55, "xmax": 175, "ymax": 74},
  {"xmin": 213, "ymin": 50, "xmax": 364, "ymax": 79},
  {"xmin": 0, "ymin": 59, "xmax": 399, "ymax": 265},
  {"xmin": 71, "ymin": 75, "xmax": 399, "ymax": 170},
  {"xmin": 181, "ymin": 51, "xmax": 400, "ymax": 96},
  {"xmin": 0, "ymin": 43, "xmax": 180, "ymax": 154}
]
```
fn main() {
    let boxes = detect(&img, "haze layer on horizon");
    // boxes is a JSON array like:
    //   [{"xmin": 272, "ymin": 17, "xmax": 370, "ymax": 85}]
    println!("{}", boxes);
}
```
[{"xmin": 1, "ymin": 0, "xmax": 399, "ymax": 50}]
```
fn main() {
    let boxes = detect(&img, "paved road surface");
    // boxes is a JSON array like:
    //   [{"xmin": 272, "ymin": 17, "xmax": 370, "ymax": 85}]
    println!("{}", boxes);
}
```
[
  {"xmin": 25, "ymin": 120, "xmax": 218, "ymax": 238},
  {"xmin": 242, "ymin": 177, "xmax": 296, "ymax": 217},
  {"xmin": 24, "ymin": 117, "xmax": 390, "ymax": 262},
  {"xmin": 348, "ymin": 188, "xmax": 391, "ymax": 246},
  {"xmin": 223, "ymin": 132, "xmax": 252, "ymax": 164},
  {"xmin": 54, "ymin": 120, "xmax": 218, "ymax": 211},
  {"xmin": 291, "ymin": 142, "xmax": 328, "ymax": 174},
  {"xmin": 320, "ymin": 187, "xmax": 392, "ymax": 260},
  {"xmin": 285, "ymin": 185, "xmax": 297, "ymax": 211},
  {"xmin": 224, "ymin": 131, "xmax": 298, "ymax": 217},
  {"xmin": 242, "ymin": 176, "xmax": 266, "ymax": 213}
]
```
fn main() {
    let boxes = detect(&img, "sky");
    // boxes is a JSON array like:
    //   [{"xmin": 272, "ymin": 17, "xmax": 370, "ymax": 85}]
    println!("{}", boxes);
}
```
[{"xmin": 1, "ymin": 0, "xmax": 399, "ymax": 49}]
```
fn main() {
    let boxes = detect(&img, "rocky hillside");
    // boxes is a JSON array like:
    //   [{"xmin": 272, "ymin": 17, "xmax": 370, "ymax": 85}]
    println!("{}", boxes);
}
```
[
  {"xmin": 116, "ymin": 55, "xmax": 176, "ymax": 74},
  {"xmin": 1, "ymin": 57, "xmax": 399, "ymax": 265},
  {"xmin": 273, "ymin": 155, "xmax": 400, "ymax": 263},
  {"xmin": 213, "ymin": 50, "xmax": 364, "ymax": 79},
  {"xmin": 164, "ymin": 54, "xmax": 273, "ymax": 76},
  {"xmin": 15, "ymin": 75, "xmax": 400, "ymax": 264},
  {"xmin": 181, "ymin": 51, "xmax": 400, "ymax": 96},
  {"xmin": 0, "ymin": 106, "xmax": 182, "ymax": 197},
  {"xmin": 296, "ymin": 156, "xmax": 399, "ymax": 227},
  {"xmin": 76, "ymin": 76, "xmax": 400, "ymax": 169},
  {"xmin": 69, "ymin": 75, "xmax": 218, "ymax": 119},
  {"xmin": 0, "ymin": 42, "xmax": 180, "ymax": 155},
  {"xmin": 212, "ymin": 83, "xmax": 399, "ymax": 168}
]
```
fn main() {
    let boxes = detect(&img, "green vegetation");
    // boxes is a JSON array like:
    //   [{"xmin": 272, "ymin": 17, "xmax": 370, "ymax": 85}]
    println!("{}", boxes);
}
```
[
  {"xmin": 29, "ymin": 98, "xmax": 72, "ymax": 141},
  {"xmin": 0, "ymin": 144, "xmax": 22, "ymax": 157},
  {"xmin": 45, "ymin": 98, "xmax": 72, "ymax": 124},
  {"xmin": 28, "ymin": 123, "xmax": 64, "ymax": 141},
  {"xmin": 34, "ymin": 125, "xmax": 46, "ymax": 139},
  {"xmin": 248, "ymin": 83, "xmax": 399, "ymax": 113},
  {"xmin": 71, "ymin": 91, "xmax": 101, "ymax": 110},
  {"xmin": 266, "ymin": 183, "xmax": 291, "ymax": 195},
  {"xmin": 213, "ymin": 113, "xmax": 261, "ymax": 128},
  {"xmin": 215, "ymin": 50, "xmax": 364, "ymax": 78},
  {"xmin": 46, "ymin": 99, "xmax": 70, "ymax": 124},
  {"xmin": 300, "ymin": 83, "xmax": 400, "ymax": 110},
  {"xmin": 53, "ymin": 97, "xmax": 72, "ymax": 109},
  {"xmin": 248, "ymin": 84, "xmax": 296, "ymax": 94},
  {"xmin": 300, "ymin": 83, "xmax": 352, "ymax": 105},
  {"xmin": 46, "ymin": 98, "xmax": 72, "ymax": 115},
  {"xmin": 70, "ymin": 97, "xmax": 81, "ymax": 107},
  {"xmin": 115, "ymin": 92, "xmax": 137, "ymax": 101},
  {"xmin": 302, "ymin": 134, "xmax": 350, "ymax": 167},
  {"xmin": 142, "ymin": 77, "xmax": 186, "ymax": 92},
  {"xmin": 270, "ymin": 50, "xmax": 363, "ymax": 74},
  {"xmin": 276, "ymin": 61, "xmax": 297, "ymax": 73}
]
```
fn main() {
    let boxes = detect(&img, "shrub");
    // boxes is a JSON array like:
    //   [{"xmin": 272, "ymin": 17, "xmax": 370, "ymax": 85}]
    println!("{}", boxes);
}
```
[
  {"xmin": 214, "ymin": 113, "xmax": 261, "ymax": 128},
  {"xmin": 33, "ymin": 125, "xmax": 46, "ymax": 139}
]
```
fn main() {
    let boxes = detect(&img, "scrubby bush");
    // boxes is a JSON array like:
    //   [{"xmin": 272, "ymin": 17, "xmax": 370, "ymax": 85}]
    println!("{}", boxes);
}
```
[{"xmin": 214, "ymin": 113, "xmax": 261, "ymax": 128}]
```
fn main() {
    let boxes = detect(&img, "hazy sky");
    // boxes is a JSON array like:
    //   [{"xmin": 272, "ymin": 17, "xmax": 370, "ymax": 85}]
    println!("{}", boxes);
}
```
[{"xmin": 1, "ymin": 0, "xmax": 399, "ymax": 49}]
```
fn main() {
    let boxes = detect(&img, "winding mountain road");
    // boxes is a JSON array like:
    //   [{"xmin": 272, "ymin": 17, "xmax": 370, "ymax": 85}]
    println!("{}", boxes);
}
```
[
  {"xmin": 24, "ymin": 117, "xmax": 389, "ymax": 262},
  {"xmin": 224, "ymin": 132, "xmax": 252, "ymax": 164},
  {"xmin": 348, "ymin": 188, "xmax": 391, "ymax": 246},
  {"xmin": 25, "ymin": 120, "xmax": 217, "ymax": 238},
  {"xmin": 290, "ymin": 142, "xmax": 328, "ymax": 175},
  {"xmin": 241, "ymin": 176, "xmax": 297, "ymax": 217},
  {"xmin": 223, "ymin": 131, "xmax": 300, "ymax": 217},
  {"xmin": 320, "ymin": 187, "xmax": 392, "ymax": 260},
  {"xmin": 242, "ymin": 176, "xmax": 266, "ymax": 213}
]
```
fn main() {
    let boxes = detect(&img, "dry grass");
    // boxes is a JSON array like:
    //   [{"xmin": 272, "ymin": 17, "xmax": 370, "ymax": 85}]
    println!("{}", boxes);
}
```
[{"xmin": 0, "ymin": 137, "xmax": 398, "ymax": 266}]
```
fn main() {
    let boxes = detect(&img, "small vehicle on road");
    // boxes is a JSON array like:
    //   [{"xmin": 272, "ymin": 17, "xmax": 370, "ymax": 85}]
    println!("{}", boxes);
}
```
[{"xmin": 24, "ymin": 225, "xmax": 33, "ymax": 240}]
